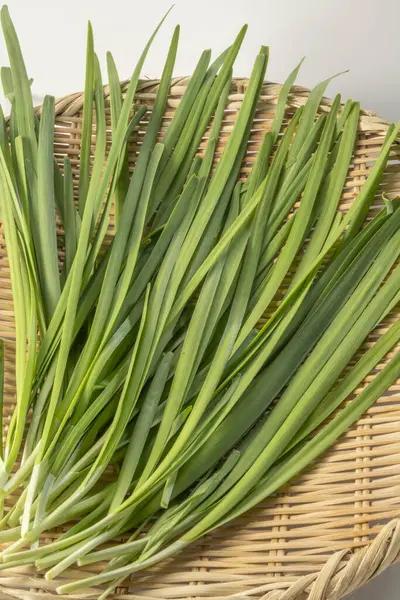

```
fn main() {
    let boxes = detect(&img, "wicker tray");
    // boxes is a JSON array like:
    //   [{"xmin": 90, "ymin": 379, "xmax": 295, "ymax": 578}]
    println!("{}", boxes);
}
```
[{"xmin": 1, "ymin": 78, "xmax": 400, "ymax": 600}]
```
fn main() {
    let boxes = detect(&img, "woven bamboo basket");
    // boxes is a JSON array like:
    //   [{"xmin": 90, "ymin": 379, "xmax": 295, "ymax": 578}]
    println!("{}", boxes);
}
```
[{"xmin": 0, "ymin": 77, "xmax": 400, "ymax": 600}]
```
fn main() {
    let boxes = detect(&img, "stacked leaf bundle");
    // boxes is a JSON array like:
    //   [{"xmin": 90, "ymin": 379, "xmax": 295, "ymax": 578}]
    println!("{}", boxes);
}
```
[{"xmin": 0, "ymin": 4, "xmax": 399, "ymax": 597}]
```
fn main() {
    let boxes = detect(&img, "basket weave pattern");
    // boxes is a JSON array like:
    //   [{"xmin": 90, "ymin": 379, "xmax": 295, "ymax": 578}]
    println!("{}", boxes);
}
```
[{"xmin": 0, "ymin": 78, "xmax": 400, "ymax": 600}]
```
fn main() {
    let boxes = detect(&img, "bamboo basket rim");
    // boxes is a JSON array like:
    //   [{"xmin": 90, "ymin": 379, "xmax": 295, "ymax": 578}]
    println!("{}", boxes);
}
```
[{"xmin": 1, "ymin": 76, "xmax": 400, "ymax": 600}]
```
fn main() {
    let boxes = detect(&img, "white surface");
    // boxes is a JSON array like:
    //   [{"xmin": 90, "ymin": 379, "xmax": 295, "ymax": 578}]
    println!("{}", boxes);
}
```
[
  {"xmin": 0, "ymin": 0, "xmax": 400, "ymax": 120},
  {"xmin": 0, "ymin": 0, "xmax": 400, "ymax": 598}
]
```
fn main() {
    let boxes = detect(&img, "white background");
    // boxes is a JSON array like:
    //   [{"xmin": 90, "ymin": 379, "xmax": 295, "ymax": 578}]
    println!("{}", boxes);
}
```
[
  {"xmin": 1, "ymin": 0, "xmax": 400, "ymax": 598},
  {"xmin": 0, "ymin": 0, "xmax": 399, "ymax": 121}
]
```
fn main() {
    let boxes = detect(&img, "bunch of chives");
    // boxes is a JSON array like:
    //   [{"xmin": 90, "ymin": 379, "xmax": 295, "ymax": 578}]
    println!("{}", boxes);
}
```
[{"xmin": 0, "ymin": 5, "xmax": 399, "ymax": 597}]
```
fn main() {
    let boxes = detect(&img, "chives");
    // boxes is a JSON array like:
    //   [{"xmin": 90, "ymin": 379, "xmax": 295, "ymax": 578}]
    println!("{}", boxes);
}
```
[{"xmin": 0, "ymin": 6, "xmax": 398, "ymax": 597}]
